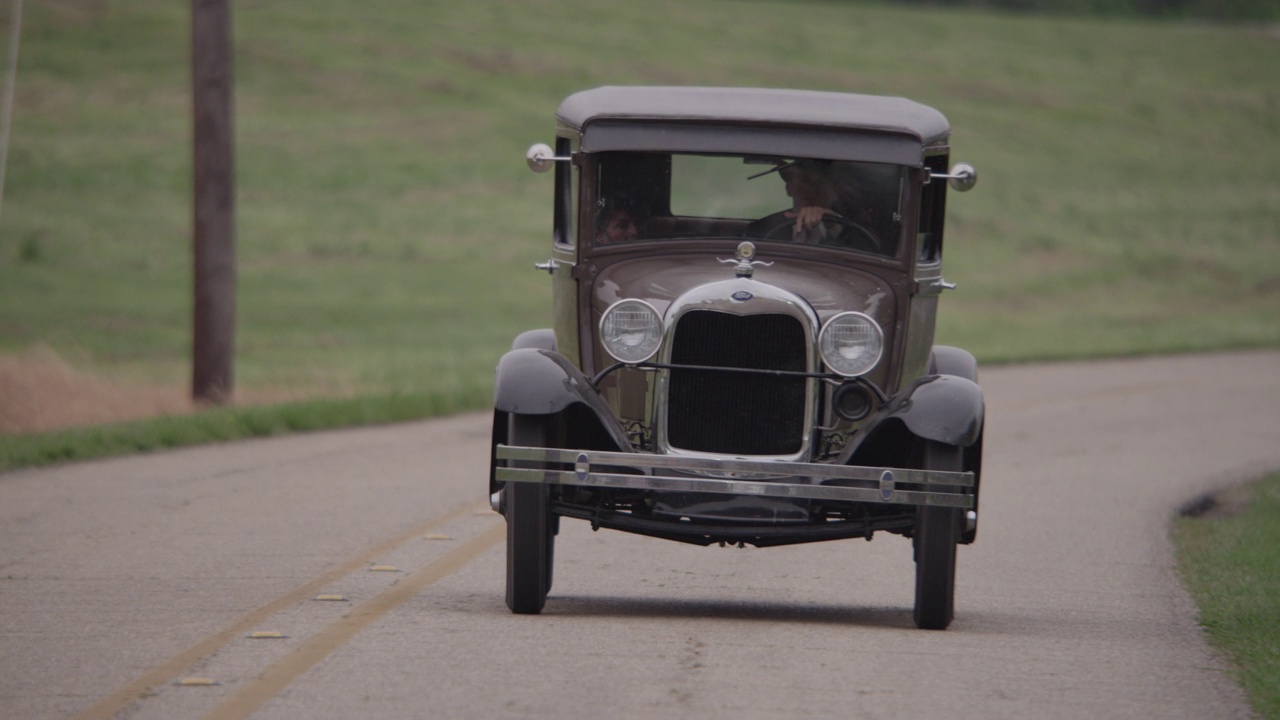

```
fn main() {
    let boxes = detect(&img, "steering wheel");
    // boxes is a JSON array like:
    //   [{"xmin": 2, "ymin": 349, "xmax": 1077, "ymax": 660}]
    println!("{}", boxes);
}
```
[{"xmin": 759, "ymin": 213, "xmax": 882, "ymax": 254}]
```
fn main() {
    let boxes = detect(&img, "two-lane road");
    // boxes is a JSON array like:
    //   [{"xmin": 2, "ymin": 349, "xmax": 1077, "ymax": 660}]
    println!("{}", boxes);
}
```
[{"xmin": 2, "ymin": 352, "xmax": 1277, "ymax": 719}]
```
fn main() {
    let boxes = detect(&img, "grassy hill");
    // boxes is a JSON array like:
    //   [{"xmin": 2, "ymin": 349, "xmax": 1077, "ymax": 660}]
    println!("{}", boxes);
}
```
[{"xmin": 1, "ymin": 0, "xmax": 1278, "ymax": 410}]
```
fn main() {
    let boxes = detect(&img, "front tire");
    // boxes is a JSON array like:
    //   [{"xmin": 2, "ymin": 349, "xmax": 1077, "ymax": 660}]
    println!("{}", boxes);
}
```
[
  {"xmin": 913, "ymin": 440, "xmax": 962, "ymax": 630},
  {"xmin": 505, "ymin": 413, "xmax": 555, "ymax": 614}
]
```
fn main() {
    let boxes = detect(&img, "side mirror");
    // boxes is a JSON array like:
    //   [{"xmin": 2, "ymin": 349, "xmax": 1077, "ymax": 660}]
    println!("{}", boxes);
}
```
[
  {"xmin": 525, "ymin": 143, "xmax": 571, "ymax": 174},
  {"xmin": 930, "ymin": 163, "xmax": 978, "ymax": 192}
]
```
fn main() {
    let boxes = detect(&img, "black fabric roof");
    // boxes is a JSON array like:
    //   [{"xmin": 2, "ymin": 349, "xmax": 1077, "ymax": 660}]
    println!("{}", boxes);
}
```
[{"xmin": 556, "ymin": 86, "xmax": 951, "ymax": 144}]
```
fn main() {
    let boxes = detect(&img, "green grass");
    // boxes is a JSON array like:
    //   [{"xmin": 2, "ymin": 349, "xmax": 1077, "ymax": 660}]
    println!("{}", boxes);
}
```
[
  {"xmin": 1176, "ymin": 473, "xmax": 1280, "ymax": 719},
  {"xmin": 0, "ymin": 0, "xmax": 1278, "ymax": 461},
  {"xmin": 0, "ymin": 390, "xmax": 483, "ymax": 471}
]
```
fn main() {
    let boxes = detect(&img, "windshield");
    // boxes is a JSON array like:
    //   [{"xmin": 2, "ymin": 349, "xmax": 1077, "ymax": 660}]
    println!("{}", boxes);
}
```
[{"xmin": 592, "ymin": 152, "xmax": 906, "ymax": 258}]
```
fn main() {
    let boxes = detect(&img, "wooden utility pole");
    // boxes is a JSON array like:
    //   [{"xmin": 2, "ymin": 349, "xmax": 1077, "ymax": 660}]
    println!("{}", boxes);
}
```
[
  {"xmin": 191, "ymin": 0, "xmax": 236, "ymax": 404},
  {"xmin": 0, "ymin": 0, "xmax": 23, "ymax": 225}
]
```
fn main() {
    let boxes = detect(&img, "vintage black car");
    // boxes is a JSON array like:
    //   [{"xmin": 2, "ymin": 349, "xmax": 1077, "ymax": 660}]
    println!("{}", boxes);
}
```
[{"xmin": 490, "ymin": 86, "xmax": 983, "ymax": 629}]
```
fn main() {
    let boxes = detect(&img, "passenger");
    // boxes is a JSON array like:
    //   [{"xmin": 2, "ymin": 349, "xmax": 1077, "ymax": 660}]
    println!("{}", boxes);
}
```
[{"xmin": 595, "ymin": 194, "xmax": 649, "ymax": 244}]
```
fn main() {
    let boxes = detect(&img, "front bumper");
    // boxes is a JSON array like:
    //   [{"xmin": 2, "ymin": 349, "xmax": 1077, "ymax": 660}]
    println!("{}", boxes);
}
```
[{"xmin": 494, "ymin": 445, "xmax": 974, "ymax": 509}]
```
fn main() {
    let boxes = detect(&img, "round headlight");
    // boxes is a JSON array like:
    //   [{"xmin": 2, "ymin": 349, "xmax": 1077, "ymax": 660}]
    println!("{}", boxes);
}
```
[
  {"xmin": 600, "ymin": 299, "xmax": 662, "ymax": 364},
  {"xmin": 818, "ymin": 312, "xmax": 883, "ymax": 377}
]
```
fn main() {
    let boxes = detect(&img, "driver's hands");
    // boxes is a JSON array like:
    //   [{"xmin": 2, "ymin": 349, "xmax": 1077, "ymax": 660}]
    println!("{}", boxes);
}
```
[{"xmin": 785, "ymin": 206, "xmax": 836, "ymax": 234}]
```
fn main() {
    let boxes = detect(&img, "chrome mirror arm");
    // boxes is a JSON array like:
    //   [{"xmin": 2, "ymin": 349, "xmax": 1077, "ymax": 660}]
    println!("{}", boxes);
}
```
[
  {"xmin": 526, "ymin": 143, "xmax": 572, "ymax": 173},
  {"xmin": 928, "ymin": 162, "xmax": 978, "ymax": 192}
]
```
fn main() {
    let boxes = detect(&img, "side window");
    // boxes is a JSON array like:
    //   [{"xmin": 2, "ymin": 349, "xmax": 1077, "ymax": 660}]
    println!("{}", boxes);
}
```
[
  {"xmin": 596, "ymin": 152, "xmax": 671, "ymax": 217},
  {"xmin": 553, "ymin": 137, "xmax": 577, "ymax": 247},
  {"xmin": 592, "ymin": 152, "xmax": 671, "ymax": 245},
  {"xmin": 917, "ymin": 155, "xmax": 948, "ymax": 264}
]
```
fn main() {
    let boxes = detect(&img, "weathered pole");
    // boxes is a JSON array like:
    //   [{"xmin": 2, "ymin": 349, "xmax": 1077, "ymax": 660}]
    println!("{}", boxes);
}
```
[
  {"xmin": 0, "ymin": 0, "xmax": 24, "ymax": 225},
  {"xmin": 191, "ymin": 0, "xmax": 235, "ymax": 404}
]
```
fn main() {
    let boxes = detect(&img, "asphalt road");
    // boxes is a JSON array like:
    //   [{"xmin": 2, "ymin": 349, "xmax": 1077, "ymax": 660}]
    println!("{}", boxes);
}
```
[{"xmin": 2, "ymin": 351, "xmax": 1278, "ymax": 719}]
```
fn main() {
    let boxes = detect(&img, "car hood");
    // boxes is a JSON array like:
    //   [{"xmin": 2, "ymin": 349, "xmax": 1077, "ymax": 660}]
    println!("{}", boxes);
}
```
[{"xmin": 590, "ymin": 252, "xmax": 897, "ymax": 330}]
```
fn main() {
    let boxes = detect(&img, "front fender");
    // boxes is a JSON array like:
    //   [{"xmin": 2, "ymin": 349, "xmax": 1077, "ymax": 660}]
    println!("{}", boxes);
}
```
[
  {"xmin": 894, "ymin": 374, "xmax": 985, "ymax": 447},
  {"xmin": 493, "ymin": 348, "xmax": 593, "ymax": 415},
  {"xmin": 511, "ymin": 328, "xmax": 557, "ymax": 352},
  {"xmin": 842, "ymin": 373, "xmax": 984, "ymax": 543},
  {"xmin": 929, "ymin": 345, "xmax": 978, "ymax": 382},
  {"xmin": 490, "ymin": 349, "xmax": 633, "ymax": 498},
  {"xmin": 846, "ymin": 373, "xmax": 984, "ymax": 457}
]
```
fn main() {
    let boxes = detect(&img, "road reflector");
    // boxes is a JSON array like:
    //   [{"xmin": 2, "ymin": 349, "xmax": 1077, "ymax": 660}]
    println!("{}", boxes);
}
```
[
  {"xmin": 314, "ymin": 594, "xmax": 347, "ymax": 602},
  {"xmin": 370, "ymin": 564, "xmax": 399, "ymax": 572},
  {"xmin": 247, "ymin": 631, "xmax": 287, "ymax": 639},
  {"xmin": 177, "ymin": 677, "xmax": 219, "ymax": 686}
]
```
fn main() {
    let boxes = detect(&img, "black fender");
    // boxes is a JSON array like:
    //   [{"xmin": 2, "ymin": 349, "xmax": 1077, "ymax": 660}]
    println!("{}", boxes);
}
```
[
  {"xmin": 840, "ymin": 372, "xmax": 983, "ymax": 464},
  {"xmin": 894, "ymin": 373, "xmax": 985, "ymax": 545},
  {"xmin": 844, "ymin": 349, "xmax": 985, "ymax": 543},
  {"xmin": 928, "ymin": 347, "xmax": 984, "ymax": 539},
  {"xmin": 893, "ymin": 374, "xmax": 984, "ymax": 448},
  {"xmin": 489, "ymin": 348, "xmax": 632, "ymax": 497},
  {"xmin": 929, "ymin": 345, "xmax": 978, "ymax": 382},
  {"xmin": 511, "ymin": 328, "xmax": 557, "ymax": 352},
  {"xmin": 493, "ymin": 348, "xmax": 591, "ymax": 416}
]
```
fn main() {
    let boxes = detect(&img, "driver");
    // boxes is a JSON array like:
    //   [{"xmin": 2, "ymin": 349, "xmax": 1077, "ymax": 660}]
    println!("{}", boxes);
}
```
[
  {"xmin": 748, "ymin": 159, "xmax": 877, "ymax": 248},
  {"xmin": 779, "ymin": 160, "xmax": 841, "ymax": 239},
  {"xmin": 743, "ymin": 159, "xmax": 845, "ymax": 243}
]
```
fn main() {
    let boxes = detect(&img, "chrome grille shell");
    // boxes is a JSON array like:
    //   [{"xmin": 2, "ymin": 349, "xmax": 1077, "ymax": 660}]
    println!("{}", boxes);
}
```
[{"xmin": 655, "ymin": 278, "xmax": 820, "ymax": 461}]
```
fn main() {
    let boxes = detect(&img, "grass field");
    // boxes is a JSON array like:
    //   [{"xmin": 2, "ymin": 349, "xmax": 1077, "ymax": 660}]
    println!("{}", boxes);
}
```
[
  {"xmin": 2, "ymin": 0, "xmax": 1277, "ymax": 409},
  {"xmin": 1176, "ymin": 473, "xmax": 1280, "ymax": 719}
]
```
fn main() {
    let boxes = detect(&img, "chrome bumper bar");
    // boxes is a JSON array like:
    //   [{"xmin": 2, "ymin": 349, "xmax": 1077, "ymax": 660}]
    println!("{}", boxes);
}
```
[{"xmin": 494, "ymin": 445, "xmax": 974, "ymax": 509}]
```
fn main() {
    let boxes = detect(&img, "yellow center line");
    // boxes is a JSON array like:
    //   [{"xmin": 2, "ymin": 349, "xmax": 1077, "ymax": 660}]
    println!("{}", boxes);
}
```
[
  {"xmin": 73, "ymin": 500, "xmax": 495, "ymax": 720},
  {"xmin": 202, "ymin": 522, "xmax": 506, "ymax": 720}
]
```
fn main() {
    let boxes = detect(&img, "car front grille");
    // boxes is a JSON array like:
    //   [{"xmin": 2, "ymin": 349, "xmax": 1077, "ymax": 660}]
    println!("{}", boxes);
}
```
[{"xmin": 666, "ymin": 311, "xmax": 808, "ymax": 455}]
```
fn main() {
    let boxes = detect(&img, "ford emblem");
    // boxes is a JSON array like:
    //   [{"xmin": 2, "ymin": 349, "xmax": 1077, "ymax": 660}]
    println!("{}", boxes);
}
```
[{"xmin": 731, "ymin": 291, "xmax": 754, "ymax": 302}]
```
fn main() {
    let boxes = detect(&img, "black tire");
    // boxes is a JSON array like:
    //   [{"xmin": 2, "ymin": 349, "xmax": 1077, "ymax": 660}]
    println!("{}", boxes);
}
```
[
  {"xmin": 913, "ymin": 440, "xmax": 962, "ymax": 630},
  {"xmin": 505, "ymin": 413, "xmax": 555, "ymax": 614}
]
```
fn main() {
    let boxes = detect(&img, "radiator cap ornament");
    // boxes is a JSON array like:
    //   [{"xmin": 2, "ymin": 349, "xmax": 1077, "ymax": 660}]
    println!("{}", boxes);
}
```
[{"xmin": 720, "ymin": 241, "xmax": 772, "ymax": 278}]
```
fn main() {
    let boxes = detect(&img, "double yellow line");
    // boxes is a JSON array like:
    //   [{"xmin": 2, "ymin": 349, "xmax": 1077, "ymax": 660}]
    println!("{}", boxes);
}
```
[{"xmin": 75, "ymin": 501, "xmax": 504, "ymax": 720}]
